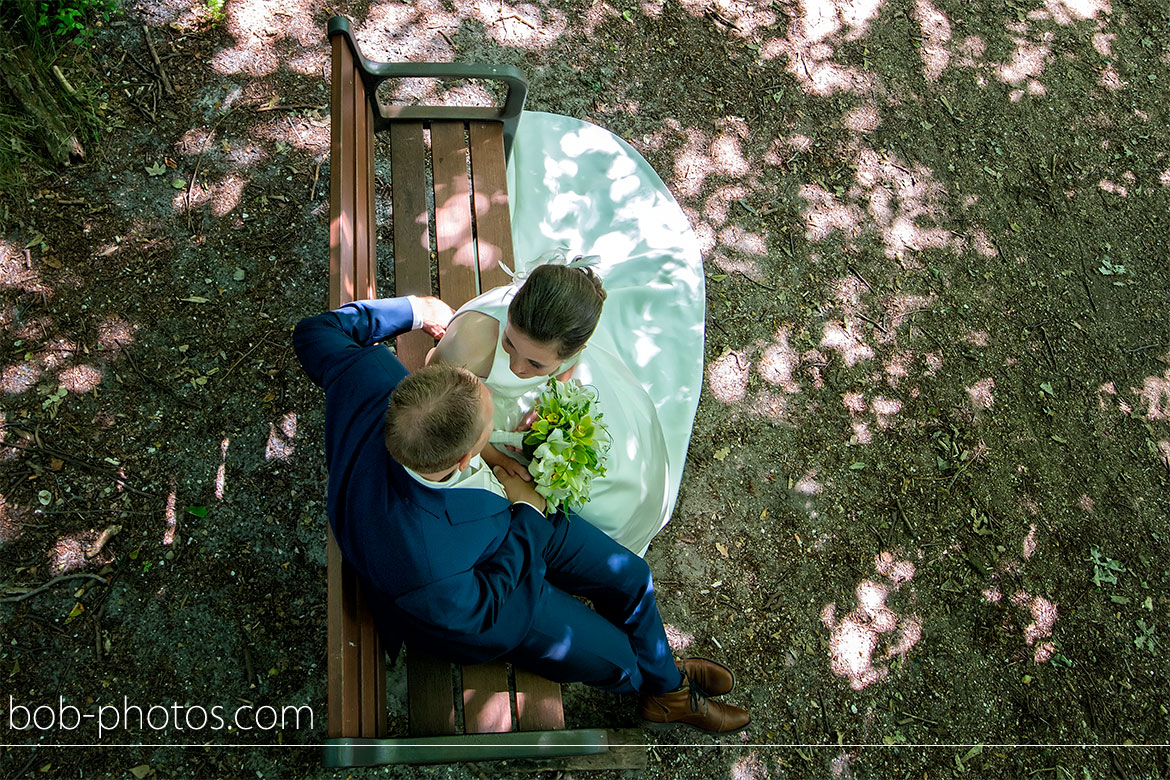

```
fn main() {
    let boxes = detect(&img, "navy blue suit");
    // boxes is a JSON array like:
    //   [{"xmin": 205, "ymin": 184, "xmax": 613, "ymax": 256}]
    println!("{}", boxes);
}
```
[{"xmin": 293, "ymin": 298, "xmax": 680, "ymax": 695}]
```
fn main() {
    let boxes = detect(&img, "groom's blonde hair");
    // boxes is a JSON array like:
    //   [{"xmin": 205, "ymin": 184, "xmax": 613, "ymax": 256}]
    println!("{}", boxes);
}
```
[{"xmin": 385, "ymin": 364, "xmax": 484, "ymax": 473}]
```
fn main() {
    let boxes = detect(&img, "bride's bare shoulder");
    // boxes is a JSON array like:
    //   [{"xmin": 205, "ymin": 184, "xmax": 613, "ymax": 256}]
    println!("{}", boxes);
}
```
[{"xmin": 430, "ymin": 311, "xmax": 498, "ymax": 378}]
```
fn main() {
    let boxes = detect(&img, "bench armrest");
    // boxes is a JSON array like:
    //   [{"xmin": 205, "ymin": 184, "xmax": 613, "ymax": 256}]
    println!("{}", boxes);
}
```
[{"xmin": 328, "ymin": 16, "xmax": 528, "ymax": 158}]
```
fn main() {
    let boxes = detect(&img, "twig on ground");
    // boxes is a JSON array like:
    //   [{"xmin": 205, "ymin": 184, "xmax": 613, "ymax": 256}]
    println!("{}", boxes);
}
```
[
  {"xmin": 1038, "ymin": 326, "xmax": 1059, "ymax": 369},
  {"xmin": 86, "ymin": 525, "xmax": 122, "ymax": 559},
  {"xmin": 853, "ymin": 312, "xmax": 888, "ymax": 335},
  {"xmin": 142, "ymin": 26, "xmax": 174, "ymax": 96},
  {"xmin": 1, "ymin": 438, "xmax": 158, "ymax": 499},
  {"xmin": 222, "ymin": 339, "xmax": 268, "ymax": 380},
  {"xmin": 736, "ymin": 270, "xmax": 776, "ymax": 291},
  {"xmin": 255, "ymin": 104, "xmax": 327, "ymax": 112},
  {"xmin": 2, "ymin": 573, "xmax": 108, "ymax": 603},
  {"xmin": 309, "ymin": 158, "xmax": 322, "ymax": 202},
  {"xmin": 1123, "ymin": 343, "xmax": 1164, "ymax": 354},
  {"xmin": 846, "ymin": 263, "xmax": 875, "ymax": 295}
]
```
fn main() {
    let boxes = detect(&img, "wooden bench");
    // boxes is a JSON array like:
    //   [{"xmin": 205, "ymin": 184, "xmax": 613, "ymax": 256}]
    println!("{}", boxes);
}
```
[{"xmin": 321, "ymin": 16, "xmax": 643, "ymax": 769}]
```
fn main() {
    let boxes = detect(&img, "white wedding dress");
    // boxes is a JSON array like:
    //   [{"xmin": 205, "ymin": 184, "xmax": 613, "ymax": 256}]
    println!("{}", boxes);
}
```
[{"xmin": 454, "ymin": 111, "xmax": 706, "ymax": 556}]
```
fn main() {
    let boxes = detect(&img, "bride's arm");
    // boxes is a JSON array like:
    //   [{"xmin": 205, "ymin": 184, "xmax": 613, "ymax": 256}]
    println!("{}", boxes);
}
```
[{"xmin": 426, "ymin": 311, "xmax": 498, "ymax": 378}]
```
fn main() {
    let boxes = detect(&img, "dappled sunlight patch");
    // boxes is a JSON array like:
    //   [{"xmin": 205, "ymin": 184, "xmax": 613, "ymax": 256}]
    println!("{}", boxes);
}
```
[
  {"xmin": 966, "ymin": 330, "xmax": 990, "ymax": 347},
  {"xmin": 795, "ymin": 470, "xmax": 823, "ymax": 496},
  {"xmin": 1078, "ymin": 494, "xmax": 1095, "ymax": 514},
  {"xmin": 1023, "ymin": 524, "xmax": 1039, "ymax": 559},
  {"xmin": 1133, "ymin": 369, "xmax": 1170, "ymax": 420},
  {"xmin": 800, "ymin": 183, "xmax": 864, "ymax": 241},
  {"xmin": 1045, "ymin": 0, "xmax": 1111, "ymax": 23},
  {"xmin": 1161, "ymin": 169, "xmax": 1170, "ymax": 187},
  {"xmin": 983, "ymin": 587, "xmax": 1002, "ymax": 604},
  {"xmin": 850, "ymin": 419, "xmax": 872, "ymax": 444},
  {"xmin": 822, "ymin": 552, "xmax": 920, "ymax": 690},
  {"xmin": 216, "ymin": 437, "xmax": 230, "ymax": 500},
  {"xmin": 821, "ymin": 321, "xmax": 875, "ymax": 366},
  {"xmin": 1, "ymin": 363, "xmax": 41, "ymax": 395},
  {"xmin": 707, "ymin": 349, "xmax": 750, "ymax": 403},
  {"xmin": 843, "ymin": 104, "xmax": 880, "ymax": 133},
  {"xmin": 732, "ymin": 751, "xmax": 771, "ymax": 780},
  {"xmin": 883, "ymin": 351, "xmax": 911, "ymax": 388},
  {"xmin": 966, "ymin": 377, "xmax": 995, "ymax": 410},
  {"xmin": 761, "ymin": 0, "xmax": 882, "ymax": 95},
  {"xmin": 1157, "ymin": 441, "xmax": 1170, "ymax": 469},
  {"xmin": 758, "ymin": 329, "xmax": 801, "ymax": 393},
  {"xmin": 1098, "ymin": 178, "xmax": 1129, "ymax": 196},
  {"xmin": 843, "ymin": 391, "xmax": 866, "ymax": 414},
  {"xmin": 913, "ymin": 0, "xmax": 952, "ymax": 81},
  {"xmin": 98, "ymin": 318, "xmax": 136, "ymax": 351},
  {"xmin": 210, "ymin": 0, "xmax": 318, "ymax": 76},
  {"xmin": 923, "ymin": 352, "xmax": 943, "ymax": 377},
  {"xmin": 663, "ymin": 623, "xmax": 695, "ymax": 653},
  {"xmin": 702, "ymin": 184, "xmax": 748, "ymax": 223},
  {"xmin": 1011, "ymin": 590, "xmax": 1058, "ymax": 662},
  {"xmin": 871, "ymin": 396, "xmax": 902, "ymax": 427},
  {"xmin": 458, "ymin": 0, "xmax": 568, "ymax": 48},
  {"xmin": 163, "ymin": 482, "xmax": 177, "ymax": 546},
  {"xmin": 57, "ymin": 365, "xmax": 103, "ymax": 394},
  {"xmin": 51, "ymin": 529, "xmax": 115, "ymax": 573},
  {"xmin": 998, "ymin": 30, "xmax": 1051, "ymax": 95},
  {"xmin": 265, "ymin": 412, "xmax": 299, "ymax": 461}
]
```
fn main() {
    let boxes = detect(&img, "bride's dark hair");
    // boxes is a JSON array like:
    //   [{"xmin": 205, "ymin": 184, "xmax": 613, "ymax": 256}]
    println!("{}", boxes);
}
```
[{"xmin": 508, "ymin": 263, "xmax": 607, "ymax": 359}]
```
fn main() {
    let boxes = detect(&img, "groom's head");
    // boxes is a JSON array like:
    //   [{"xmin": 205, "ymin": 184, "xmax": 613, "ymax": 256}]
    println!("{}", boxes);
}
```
[{"xmin": 385, "ymin": 364, "xmax": 493, "ymax": 475}]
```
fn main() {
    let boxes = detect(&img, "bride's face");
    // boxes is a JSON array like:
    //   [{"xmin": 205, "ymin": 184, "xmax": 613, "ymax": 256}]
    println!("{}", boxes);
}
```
[{"xmin": 502, "ymin": 322, "xmax": 561, "ymax": 379}]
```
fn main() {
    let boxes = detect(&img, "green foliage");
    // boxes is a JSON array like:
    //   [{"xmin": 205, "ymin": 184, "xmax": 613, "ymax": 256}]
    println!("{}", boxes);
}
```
[{"xmin": 4, "ymin": 0, "xmax": 118, "ymax": 48}]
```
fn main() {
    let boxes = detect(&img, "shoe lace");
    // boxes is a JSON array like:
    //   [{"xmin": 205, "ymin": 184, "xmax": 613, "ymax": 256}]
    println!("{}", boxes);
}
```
[{"xmin": 684, "ymin": 672, "xmax": 709, "ymax": 715}]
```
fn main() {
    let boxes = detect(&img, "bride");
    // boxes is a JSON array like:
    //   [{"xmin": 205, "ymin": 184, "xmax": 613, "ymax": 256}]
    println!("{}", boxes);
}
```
[{"xmin": 430, "ymin": 112, "xmax": 705, "ymax": 556}]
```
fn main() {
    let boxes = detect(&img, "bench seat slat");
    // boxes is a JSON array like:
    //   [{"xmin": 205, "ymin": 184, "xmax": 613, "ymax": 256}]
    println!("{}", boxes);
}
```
[
  {"xmin": 407, "ymin": 649, "xmax": 457, "ymax": 736},
  {"xmin": 467, "ymin": 121, "xmax": 516, "ymax": 291},
  {"xmin": 389, "ymin": 121, "xmax": 435, "ymax": 370},
  {"xmin": 461, "ymin": 662, "xmax": 513, "ymax": 734},
  {"xmin": 431, "ymin": 121, "xmax": 479, "ymax": 307}
]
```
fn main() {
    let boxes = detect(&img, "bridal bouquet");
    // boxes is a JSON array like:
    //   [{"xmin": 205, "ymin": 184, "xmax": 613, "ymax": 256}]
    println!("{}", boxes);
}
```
[{"xmin": 496, "ymin": 378, "xmax": 610, "ymax": 515}]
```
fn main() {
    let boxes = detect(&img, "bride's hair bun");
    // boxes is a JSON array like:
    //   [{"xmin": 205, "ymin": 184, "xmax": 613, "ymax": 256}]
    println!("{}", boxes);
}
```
[{"xmin": 509, "ymin": 264, "xmax": 606, "ymax": 359}]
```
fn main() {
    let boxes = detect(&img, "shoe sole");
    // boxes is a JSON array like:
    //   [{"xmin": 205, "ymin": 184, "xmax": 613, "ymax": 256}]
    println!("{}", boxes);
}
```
[
  {"xmin": 683, "ymin": 655, "xmax": 736, "ymax": 695},
  {"xmin": 639, "ymin": 717, "xmax": 751, "ymax": 736}
]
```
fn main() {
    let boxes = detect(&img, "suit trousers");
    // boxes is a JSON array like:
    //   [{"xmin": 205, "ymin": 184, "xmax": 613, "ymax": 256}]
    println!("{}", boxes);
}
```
[{"xmin": 502, "ymin": 512, "xmax": 682, "ymax": 696}]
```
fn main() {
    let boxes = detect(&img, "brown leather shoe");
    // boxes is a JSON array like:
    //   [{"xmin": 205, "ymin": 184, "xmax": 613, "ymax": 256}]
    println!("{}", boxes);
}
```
[
  {"xmin": 678, "ymin": 657, "xmax": 735, "ymax": 696},
  {"xmin": 638, "ymin": 682, "xmax": 750, "ymax": 734}
]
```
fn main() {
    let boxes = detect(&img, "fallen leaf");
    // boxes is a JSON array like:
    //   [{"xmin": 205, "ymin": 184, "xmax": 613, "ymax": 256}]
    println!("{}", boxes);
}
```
[
  {"xmin": 179, "ymin": 297, "xmax": 210, "ymax": 304},
  {"xmin": 129, "ymin": 765, "xmax": 153, "ymax": 779},
  {"xmin": 49, "ymin": 458, "xmax": 63, "ymax": 471},
  {"xmin": 186, "ymin": 506, "xmax": 208, "ymax": 518},
  {"xmin": 145, "ymin": 162, "xmax": 166, "ymax": 177},
  {"xmin": 233, "ymin": 268, "xmax": 246, "ymax": 281},
  {"xmin": 171, "ymin": 178, "xmax": 187, "ymax": 190},
  {"xmin": 716, "ymin": 542, "xmax": 730, "ymax": 558},
  {"xmin": 713, "ymin": 447, "xmax": 730, "ymax": 461}
]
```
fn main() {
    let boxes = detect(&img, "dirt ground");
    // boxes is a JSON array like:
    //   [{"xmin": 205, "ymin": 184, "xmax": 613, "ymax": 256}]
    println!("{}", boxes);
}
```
[{"xmin": 2, "ymin": 0, "xmax": 1169, "ymax": 777}]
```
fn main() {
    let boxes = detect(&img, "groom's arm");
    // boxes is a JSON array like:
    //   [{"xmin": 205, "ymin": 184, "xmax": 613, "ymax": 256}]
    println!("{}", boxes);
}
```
[{"xmin": 293, "ymin": 296, "xmax": 450, "ymax": 391}]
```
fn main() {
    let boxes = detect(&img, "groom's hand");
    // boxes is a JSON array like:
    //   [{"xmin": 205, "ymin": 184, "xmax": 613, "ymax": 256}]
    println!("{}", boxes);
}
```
[
  {"xmin": 408, "ymin": 295, "xmax": 455, "ymax": 339},
  {"xmin": 493, "ymin": 466, "xmax": 547, "ymax": 515}
]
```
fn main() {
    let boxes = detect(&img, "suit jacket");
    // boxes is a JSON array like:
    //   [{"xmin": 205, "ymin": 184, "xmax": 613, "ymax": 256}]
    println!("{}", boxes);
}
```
[{"xmin": 293, "ymin": 298, "xmax": 554, "ymax": 663}]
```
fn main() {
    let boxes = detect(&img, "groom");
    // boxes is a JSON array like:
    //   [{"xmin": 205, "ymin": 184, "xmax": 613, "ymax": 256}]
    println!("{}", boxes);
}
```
[{"xmin": 294, "ymin": 295, "xmax": 750, "ymax": 733}]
